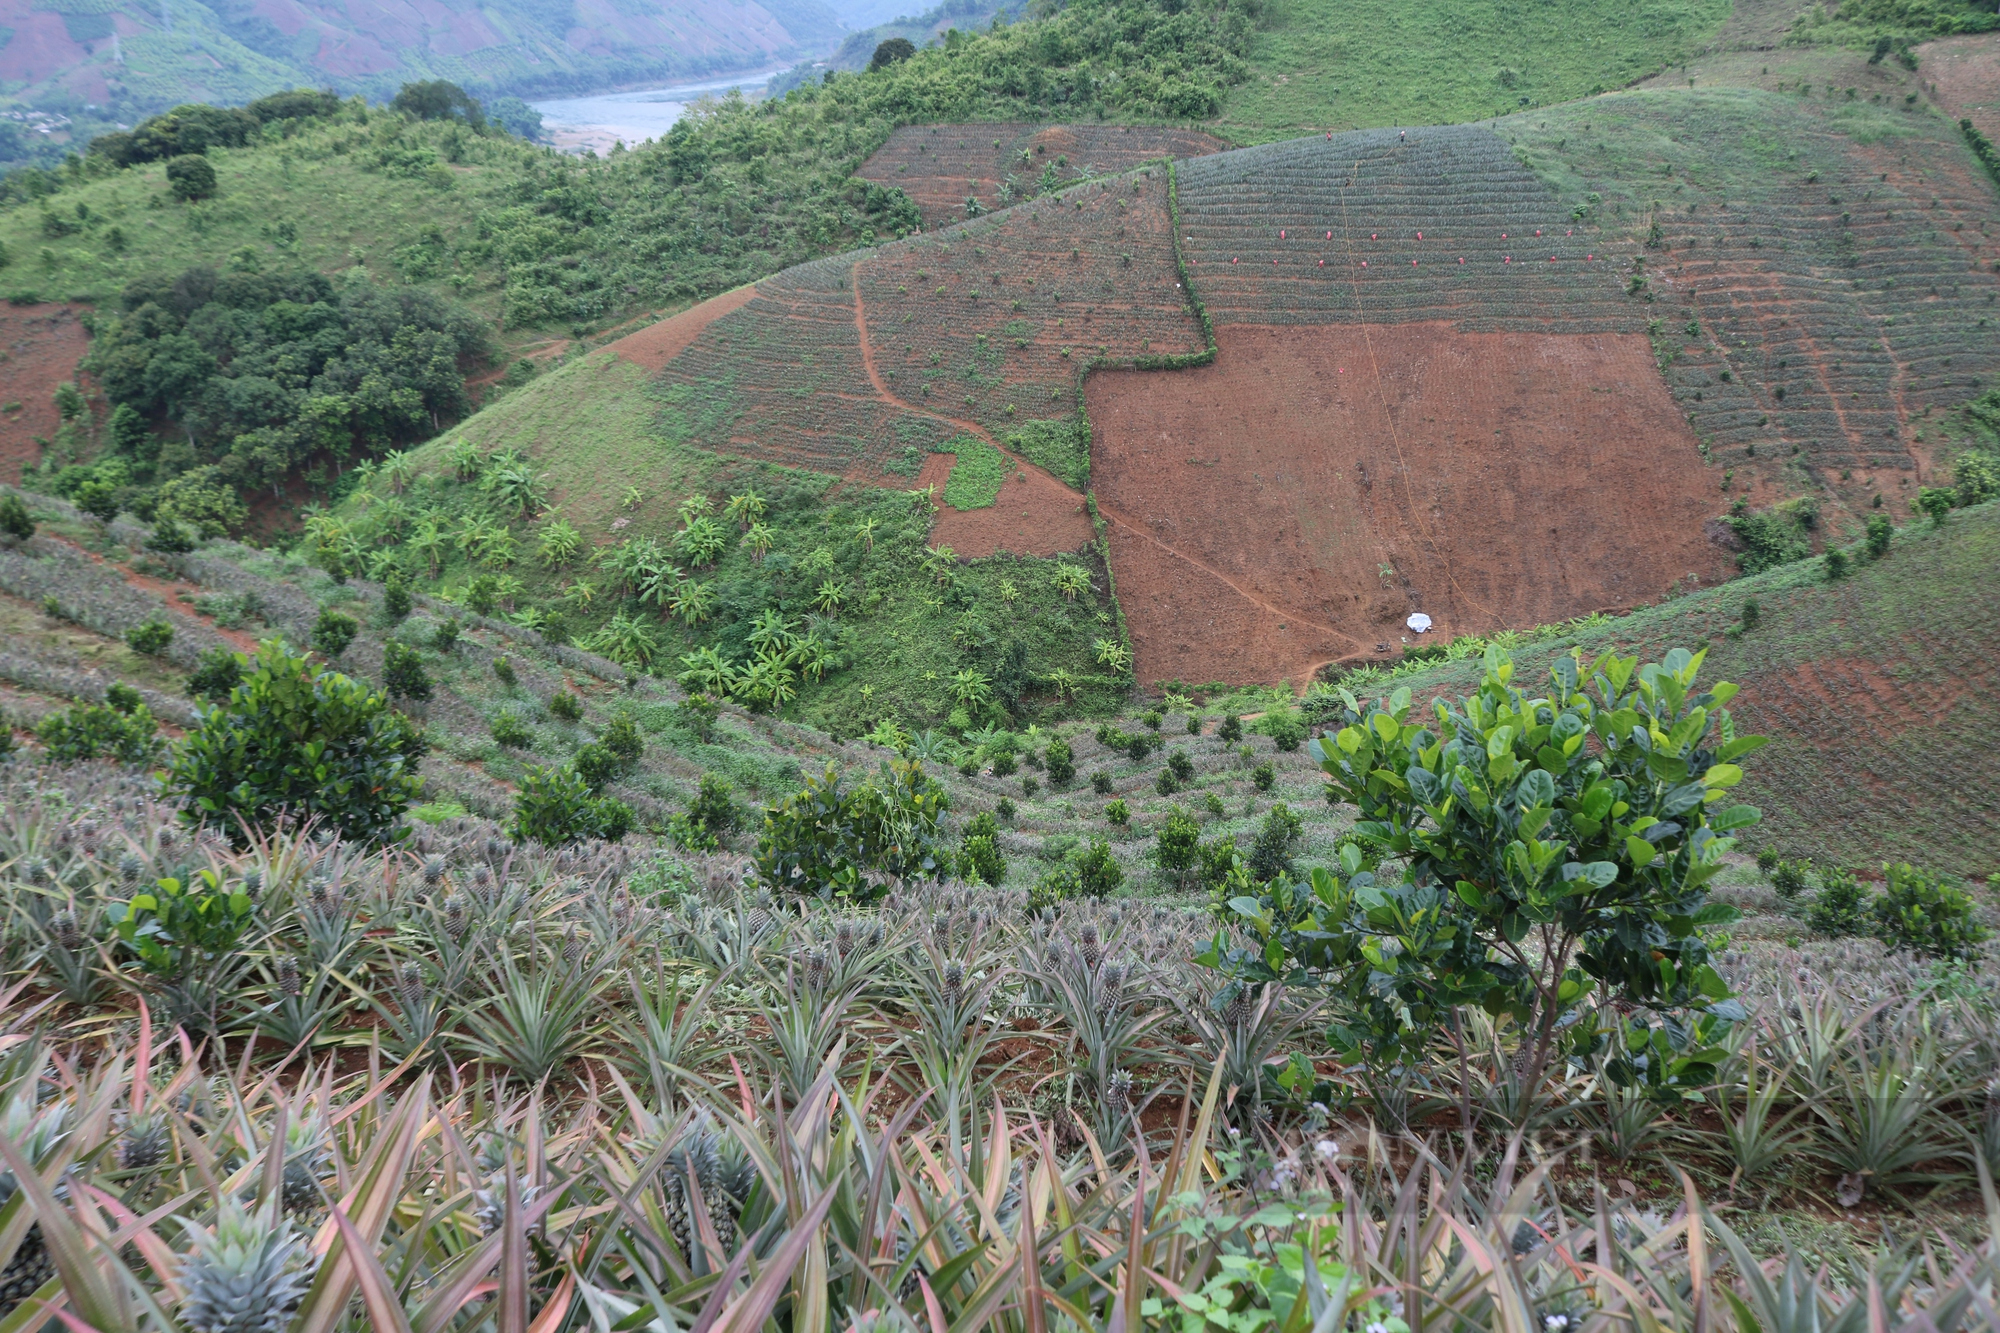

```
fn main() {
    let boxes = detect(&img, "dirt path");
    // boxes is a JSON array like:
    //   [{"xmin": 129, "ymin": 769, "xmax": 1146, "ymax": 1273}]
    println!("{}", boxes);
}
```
[
  {"xmin": 848, "ymin": 262, "xmax": 1093, "ymax": 557},
  {"xmin": 53, "ymin": 535, "xmax": 263, "ymax": 655}
]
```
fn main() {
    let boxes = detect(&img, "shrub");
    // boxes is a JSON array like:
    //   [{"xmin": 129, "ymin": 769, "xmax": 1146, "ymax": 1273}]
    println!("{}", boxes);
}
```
[
  {"xmin": 491, "ymin": 711, "xmax": 531, "ymax": 747},
  {"xmin": 549, "ymin": 689, "xmax": 582, "ymax": 722},
  {"xmin": 1261, "ymin": 711, "xmax": 1306, "ymax": 752},
  {"xmin": 431, "ymin": 617, "xmax": 461, "ymax": 653},
  {"xmin": 146, "ymin": 518, "xmax": 195, "ymax": 554},
  {"xmin": 1154, "ymin": 770, "xmax": 1179, "ymax": 797},
  {"xmin": 1874, "ymin": 863, "xmax": 1987, "ymax": 959},
  {"xmin": 1027, "ymin": 861, "xmax": 1080, "ymax": 912},
  {"xmin": 383, "ymin": 572, "xmax": 413, "ymax": 622},
  {"xmin": 105, "ymin": 682, "xmax": 143, "ymax": 714},
  {"xmin": 572, "ymin": 740, "xmax": 619, "ymax": 791},
  {"xmin": 1105, "ymin": 798, "xmax": 1129, "ymax": 825},
  {"xmin": 1246, "ymin": 802, "xmax": 1303, "ymax": 883},
  {"xmin": 1044, "ymin": 736, "xmax": 1075, "ymax": 787},
  {"xmin": 1823, "ymin": 548, "xmax": 1849, "ymax": 581},
  {"xmin": 1142, "ymin": 710, "xmax": 1162, "ymax": 732},
  {"xmin": 492, "ymin": 655, "xmax": 516, "ymax": 687},
  {"xmin": 1126, "ymin": 733, "xmax": 1152, "ymax": 762},
  {"xmin": 1252, "ymin": 762, "xmax": 1275, "ymax": 792},
  {"xmin": 1091, "ymin": 770, "xmax": 1113, "ymax": 794},
  {"xmin": 186, "ymin": 646, "xmax": 243, "ymax": 704},
  {"xmin": 1218, "ymin": 714, "xmax": 1243, "ymax": 743},
  {"xmin": 991, "ymin": 750, "xmax": 1018, "ymax": 777},
  {"xmin": 1865, "ymin": 514, "xmax": 1892, "ymax": 559},
  {"xmin": 601, "ymin": 713, "xmax": 644, "ymax": 768},
  {"xmin": 1740, "ymin": 598, "xmax": 1760, "ymax": 632},
  {"xmin": 1187, "ymin": 714, "xmax": 1203, "ymax": 736},
  {"xmin": 511, "ymin": 763, "xmax": 634, "ymax": 845},
  {"xmin": 754, "ymin": 758, "xmax": 949, "ymax": 901},
  {"xmin": 39, "ymin": 700, "xmax": 161, "ymax": 762},
  {"xmin": 165, "ymin": 154, "xmax": 218, "ymax": 201},
  {"xmin": 126, "ymin": 618, "xmax": 175, "ymax": 656},
  {"xmin": 1022, "ymin": 775, "xmax": 1040, "ymax": 798},
  {"xmin": 381, "ymin": 641, "xmax": 432, "ymax": 702},
  {"xmin": 670, "ymin": 772, "xmax": 741, "ymax": 850},
  {"xmin": 1807, "ymin": 866, "xmax": 1871, "ymax": 937},
  {"xmin": 165, "ymin": 641, "xmax": 426, "ymax": 844},
  {"xmin": 1770, "ymin": 858, "xmax": 1813, "ymax": 900},
  {"xmin": 996, "ymin": 796, "xmax": 1016, "ymax": 823},
  {"xmin": 0, "ymin": 493, "xmax": 33, "ymax": 542},
  {"xmin": 74, "ymin": 478, "xmax": 120, "ymax": 523},
  {"xmin": 0, "ymin": 716, "xmax": 14, "ymax": 759},
  {"xmin": 1756, "ymin": 847, "xmax": 1780, "ymax": 873},
  {"xmin": 677, "ymin": 692, "xmax": 719, "ymax": 741},
  {"xmin": 1155, "ymin": 808, "xmax": 1200, "ymax": 883},
  {"xmin": 959, "ymin": 811, "xmax": 1006, "ymax": 885},
  {"xmin": 1073, "ymin": 838, "xmax": 1122, "ymax": 898},
  {"xmin": 311, "ymin": 608, "xmax": 359, "ymax": 659},
  {"xmin": 1167, "ymin": 749, "xmax": 1195, "ymax": 783}
]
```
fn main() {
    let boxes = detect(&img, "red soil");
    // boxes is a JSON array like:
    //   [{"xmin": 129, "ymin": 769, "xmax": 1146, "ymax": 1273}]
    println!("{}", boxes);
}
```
[
  {"xmin": 926, "ymin": 449, "xmax": 1094, "ymax": 558},
  {"xmin": 0, "ymin": 304, "xmax": 91, "ymax": 484},
  {"xmin": 608, "ymin": 286, "xmax": 760, "ymax": 373},
  {"xmin": 1086, "ymin": 323, "xmax": 1733, "ymax": 688},
  {"xmin": 1920, "ymin": 33, "xmax": 2000, "ymax": 142},
  {"xmin": 857, "ymin": 123, "xmax": 1229, "ymax": 229}
]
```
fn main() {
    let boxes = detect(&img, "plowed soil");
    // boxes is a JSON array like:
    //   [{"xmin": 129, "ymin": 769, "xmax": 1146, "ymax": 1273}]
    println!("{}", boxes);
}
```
[
  {"xmin": 924, "ymin": 447, "xmax": 1094, "ymax": 558},
  {"xmin": 0, "ymin": 304, "xmax": 90, "ymax": 484},
  {"xmin": 610, "ymin": 285, "xmax": 760, "ymax": 372},
  {"xmin": 1086, "ymin": 323, "xmax": 1733, "ymax": 688},
  {"xmin": 1921, "ymin": 33, "xmax": 2000, "ymax": 142},
  {"xmin": 857, "ymin": 123, "xmax": 1229, "ymax": 229}
]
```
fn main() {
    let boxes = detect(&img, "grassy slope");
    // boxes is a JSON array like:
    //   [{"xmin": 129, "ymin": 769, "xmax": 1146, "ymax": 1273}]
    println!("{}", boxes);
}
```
[
  {"xmin": 0, "ymin": 117, "xmax": 533, "ymax": 328},
  {"xmin": 1214, "ymin": 0, "xmax": 1732, "ymax": 142},
  {"xmin": 1349, "ymin": 502, "xmax": 2000, "ymax": 878}
]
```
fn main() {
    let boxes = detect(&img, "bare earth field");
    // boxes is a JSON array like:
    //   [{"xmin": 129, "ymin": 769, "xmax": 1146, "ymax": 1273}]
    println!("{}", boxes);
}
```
[
  {"xmin": 1921, "ymin": 32, "xmax": 2000, "ymax": 143},
  {"xmin": 0, "ymin": 304, "xmax": 91, "ymax": 483},
  {"xmin": 1087, "ymin": 323, "xmax": 1732, "ymax": 687}
]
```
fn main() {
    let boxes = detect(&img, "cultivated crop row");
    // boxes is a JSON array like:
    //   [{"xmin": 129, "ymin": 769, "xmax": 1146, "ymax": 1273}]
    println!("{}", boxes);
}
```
[
  {"xmin": 0, "ymin": 537, "xmax": 229, "ymax": 671},
  {"xmin": 856, "ymin": 122, "xmax": 1227, "ymax": 228},
  {"xmin": 651, "ymin": 254, "xmax": 911, "ymax": 479},
  {"xmin": 858, "ymin": 167, "xmax": 1205, "ymax": 447},
  {"xmin": 1175, "ymin": 125, "xmax": 1636, "ymax": 333}
]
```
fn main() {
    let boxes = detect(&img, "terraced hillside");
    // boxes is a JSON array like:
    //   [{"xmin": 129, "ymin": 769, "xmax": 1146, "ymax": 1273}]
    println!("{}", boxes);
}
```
[{"xmin": 856, "ymin": 123, "xmax": 1229, "ymax": 228}]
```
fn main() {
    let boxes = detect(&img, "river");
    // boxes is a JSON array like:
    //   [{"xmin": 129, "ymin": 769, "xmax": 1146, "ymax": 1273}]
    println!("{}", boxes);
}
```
[{"xmin": 530, "ymin": 69, "xmax": 785, "ymax": 154}]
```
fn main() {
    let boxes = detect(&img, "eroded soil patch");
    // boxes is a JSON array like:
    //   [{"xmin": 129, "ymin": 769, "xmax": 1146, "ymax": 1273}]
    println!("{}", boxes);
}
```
[
  {"xmin": 0, "ymin": 304, "xmax": 90, "ymax": 484},
  {"xmin": 1087, "ymin": 323, "xmax": 1733, "ymax": 687},
  {"xmin": 1921, "ymin": 33, "xmax": 2000, "ymax": 143}
]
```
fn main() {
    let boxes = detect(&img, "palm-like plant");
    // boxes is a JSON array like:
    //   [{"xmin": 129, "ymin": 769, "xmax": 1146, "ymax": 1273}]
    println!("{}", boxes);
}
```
[
  {"xmin": 450, "ymin": 436, "xmax": 485, "ymax": 479},
  {"xmin": 1045, "ymin": 666, "xmax": 1078, "ymax": 700},
  {"xmin": 811, "ymin": 580, "xmax": 846, "ymax": 614},
  {"xmin": 746, "ymin": 608, "xmax": 793, "ymax": 656},
  {"xmin": 411, "ymin": 518, "xmax": 449, "ymax": 578},
  {"xmin": 455, "ymin": 954, "xmax": 609, "ymax": 1084},
  {"xmin": 676, "ymin": 491, "xmax": 715, "ymax": 524},
  {"xmin": 740, "ymin": 522, "xmax": 775, "ymax": 562},
  {"xmin": 380, "ymin": 449, "xmax": 414, "ymax": 494},
  {"xmin": 1054, "ymin": 563, "xmax": 1092, "ymax": 601},
  {"xmin": 949, "ymin": 667, "xmax": 991, "ymax": 708},
  {"xmin": 669, "ymin": 579, "xmax": 717, "ymax": 626},
  {"xmin": 482, "ymin": 458, "xmax": 547, "ymax": 519},
  {"xmin": 674, "ymin": 516, "xmax": 727, "ymax": 567},
  {"xmin": 536, "ymin": 518, "xmax": 582, "ymax": 569},
  {"xmin": 562, "ymin": 578, "xmax": 598, "ymax": 609},
  {"xmin": 1093, "ymin": 637, "xmax": 1131, "ymax": 671},
  {"xmin": 585, "ymin": 612, "xmax": 662, "ymax": 670},
  {"xmin": 677, "ymin": 646, "xmax": 737, "ymax": 695},
  {"xmin": 792, "ymin": 633, "xmax": 833, "ymax": 682},
  {"xmin": 854, "ymin": 516, "xmax": 877, "ymax": 552},
  {"xmin": 723, "ymin": 489, "xmax": 766, "ymax": 529}
]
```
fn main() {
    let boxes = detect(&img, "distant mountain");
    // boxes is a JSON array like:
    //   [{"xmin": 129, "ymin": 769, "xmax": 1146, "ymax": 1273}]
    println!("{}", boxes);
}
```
[{"xmin": 0, "ymin": 0, "xmax": 843, "ymax": 117}]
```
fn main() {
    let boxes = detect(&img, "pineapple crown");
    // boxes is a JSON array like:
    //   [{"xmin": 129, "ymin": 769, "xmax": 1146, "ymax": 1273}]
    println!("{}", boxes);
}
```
[
  {"xmin": 0, "ymin": 1087, "xmax": 71, "ymax": 1204},
  {"xmin": 177, "ymin": 1196, "xmax": 311, "ymax": 1333}
]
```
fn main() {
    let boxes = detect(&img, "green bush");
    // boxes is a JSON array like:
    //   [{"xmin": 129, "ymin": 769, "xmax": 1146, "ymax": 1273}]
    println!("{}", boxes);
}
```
[
  {"xmin": 991, "ymin": 750, "xmax": 1018, "ymax": 777},
  {"xmin": 511, "ymin": 763, "xmax": 634, "ymax": 845},
  {"xmin": 1252, "ymin": 762, "xmax": 1275, "ymax": 792},
  {"xmin": 1104, "ymin": 798, "xmax": 1129, "ymax": 826},
  {"xmin": 1874, "ymin": 862, "xmax": 1988, "ymax": 959},
  {"xmin": 1154, "ymin": 769, "xmax": 1180, "ymax": 797},
  {"xmin": 0, "ymin": 493, "xmax": 33, "ymax": 542},
  {"xmin": 959, "ymin": 811, "xmax": 1006, "ymax": 885},
  {"xmin": 601, "ymin": 713, "xmax": 644, "ymax": 768},
  {"xmin": 1865, "ymin": 514, "xmax": 1893, "ymax": 559},
  {"xmin": 165, "ymin": 154, "xmax": 218, "ymax": 201},
  {"xmin": 572, "ymin": 741, "xmax": 618, "ymax": 791},
  {"xmin": 1044, "ymin": 736, "xmax": 1075, "ymax": 787},
  {"xmin": 1770, "ymin": 858, "xmax": 1813, "ymax": 900},
  {"xmin": 1155, "ymin": 808, "xmax": 1200, "ymax": 884},
  {"xmin": 104, "ymin": 682, "xmax": 143, "ymax": 715},
  {"xmin": 164, "ymin": 641, "xmax": 426, "ymax": 844},
  {"xmin": 491, "ymin": 711, "xmax": 531, "ymax": 747},
  {"xmin": 383, "ymin": 572, "xmax": 413, "ymax": 622},
  {"xmin": 38, "ymin": 700, "xmax": 161, "ymax": 763},
  {"xmin": 1246, "ymin": 802, "xmax": 1303, "ymax": 883},
  {"xmin": 74, "ymin": 478, "xmax": 120, "ymax": 524},
  {"xmin": 1807, "ymin": 866, "xmax": 1872, "ymax": 937},
  {"xmin": 676, "ymin": 692, "xmax": 719, "ymax": 741},
  {"xmin": 146, "ymin": 518, "xmax": 196, "ymax": 554},
  {"xmin": 1167, "ymin": 749, "xmax": 1194, "ymax": 784},
  {"xmin": 1142, "ymin": 710, "xmax": 1162, "ymax": 732},
  {"xmin": 1022, "ymin": 775, "xmax": 1040, "ymax": 798},
  {"xmin": 1823, "ymin": 548, "xmax": 1849, "ymax": 581},
  {"xmin": 1074, "ymin": 838, "xmax": 1122, "ymax": 898},
  {"xmin": 670, "ymin": 772, "xmax": 741, "ymax": 851},
  {"xmin": 382, "ymin": 641, "xmax": 432, "ymax": 702},
  {"xmin": 492, "ymin": 655, "xmax": 516, "ymax": 687},
  {"xmin": 186, "ymin": 646, "xmax": 243, "ymax": 704},
  {"xmin": 1091, "ymin": 770, "xmax": 1113, "ymax": 794},
  {"xmin": 311, "ymin": 608, "xmax": 359, "ymax": 658},
  {"xmin": 1187, "ymin": 715, "xmax": 1203, "ymax": 736},
  {"xmin": 1126, "ymin": 733, "xmax": 1152, "ymax": 762},
  {"xmin": 1218, "ymin": 714, "xmax": 1243, "ymax": 743},
  {"xmin": 1259, "ymin": 711, "xmax": 1306, "ymax": 752},
  {"xmin": 126, "ymin": 618, "xmax": 175, "ymax": 656},
  {"xmin": 431, "ymin": 618, "xmax": 461, "ymax": 653},
  {"xmin": 754, "ymin": 758, "xmax": 949, "ymax": 902},
  {"xmin": 549, "ymin": 689, "xmax": 582, "ymax": 723}
]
